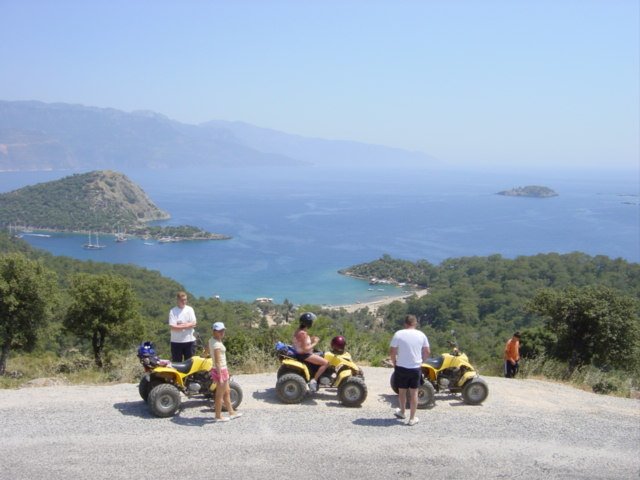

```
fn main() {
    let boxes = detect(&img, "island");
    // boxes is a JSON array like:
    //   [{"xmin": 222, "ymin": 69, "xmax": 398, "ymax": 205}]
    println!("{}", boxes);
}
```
[
  {"xmin": 0, "ymin": 170, "xmax": 231, "ymax": 242},
  {"xmin": 497, "ymin": 185, "xmax": 558, "ymax": 198}
]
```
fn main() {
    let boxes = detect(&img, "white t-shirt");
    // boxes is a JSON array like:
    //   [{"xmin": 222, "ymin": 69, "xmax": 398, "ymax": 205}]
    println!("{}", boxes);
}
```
[
  {"xmin": 168, "ymin": 305, "xmax": 197, "ymax": 343},
  {"xmin": 390, "ymin": 328, "xmax": 430, "ymax": 369}
]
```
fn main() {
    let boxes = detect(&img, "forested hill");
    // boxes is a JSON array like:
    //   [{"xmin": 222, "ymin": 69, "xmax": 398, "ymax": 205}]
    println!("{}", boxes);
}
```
[
  {"xmin": 0, "ymin": 170, "xmax": 167, "ymax": 231},
  {"xmin": 342, "ymin": 253, "xmax": 640, "ymax": 298},
  {"xmin": 342, "ymin": 253, "xmax": 640, "ymax": 367}
]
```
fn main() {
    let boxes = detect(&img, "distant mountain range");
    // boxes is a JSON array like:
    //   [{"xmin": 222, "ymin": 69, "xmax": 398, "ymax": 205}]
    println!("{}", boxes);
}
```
[{"xmin": 0, "ymin": 100, "xmax": 436, "ymax": 171}]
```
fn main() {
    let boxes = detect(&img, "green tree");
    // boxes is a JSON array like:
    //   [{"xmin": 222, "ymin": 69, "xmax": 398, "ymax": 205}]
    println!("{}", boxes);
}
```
[
  {"xmin": 527, "ymin": 286, "xmax": 640, "ymax": 371},
  {"xmin": 64, "ymin": 273, "xmax": 141, "ymax": 367},
  {"xmin": 0, "ymin": 253, "xmax": 58, "ymax": 375}
]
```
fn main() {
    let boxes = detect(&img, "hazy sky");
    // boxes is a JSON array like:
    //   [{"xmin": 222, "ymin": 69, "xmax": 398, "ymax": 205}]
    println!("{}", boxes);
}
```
[{"xmin": 1, "ymin": 0, "xmax": 638, "ymax": 169}]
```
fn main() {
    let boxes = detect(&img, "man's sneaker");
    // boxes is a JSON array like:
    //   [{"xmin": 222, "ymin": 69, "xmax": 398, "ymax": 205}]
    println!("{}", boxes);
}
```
[
  {"xmin": 408, "ymin": 417, "xmax": 420, "ymax": 426},
  {"xmin": 309, "ymin": 379, "xmax": 318, "ymax": 392},
  {"xmin": 393, "ymin": 408, "xmax": 406, "ymax": 419}
]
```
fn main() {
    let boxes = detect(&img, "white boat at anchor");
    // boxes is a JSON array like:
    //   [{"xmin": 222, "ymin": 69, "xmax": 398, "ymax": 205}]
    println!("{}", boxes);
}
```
[{"xmin": 83, "ymin": 232, "xmax": 106, "ymax": 250}]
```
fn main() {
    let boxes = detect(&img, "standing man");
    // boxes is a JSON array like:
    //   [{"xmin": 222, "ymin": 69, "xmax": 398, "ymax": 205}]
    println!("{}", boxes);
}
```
[
  {"xmin": 168, "ymin": 291, "xmax": 197, "ymax": 362},
  {"xmin": 389, "ymin": 314, "xmax": 430, "ymax": 426},
  {"xmin": 504, "ymin": 332, "xmax": 521, "ymax": 378}
]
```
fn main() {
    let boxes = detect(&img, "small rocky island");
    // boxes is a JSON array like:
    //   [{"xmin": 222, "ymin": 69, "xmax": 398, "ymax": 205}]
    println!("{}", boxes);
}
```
[
  {"xmin": 497, "ymin": 185, "xmax": 558, "ymax": 198},
  {"xmin": 0, "ymin": 170, "xmax": 230, "ymax": 241}
]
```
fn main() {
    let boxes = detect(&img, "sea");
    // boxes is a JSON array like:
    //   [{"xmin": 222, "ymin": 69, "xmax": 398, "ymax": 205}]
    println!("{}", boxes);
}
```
[{"xmin": 1, "ymin": 165, "xmax": 638, "ymax": 306}]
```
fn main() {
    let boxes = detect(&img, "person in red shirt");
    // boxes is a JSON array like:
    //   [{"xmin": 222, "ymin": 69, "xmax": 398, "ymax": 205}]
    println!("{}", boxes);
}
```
[{"xmin": 504, "ymin": 332, "xmax": 521, "ymax": 378}]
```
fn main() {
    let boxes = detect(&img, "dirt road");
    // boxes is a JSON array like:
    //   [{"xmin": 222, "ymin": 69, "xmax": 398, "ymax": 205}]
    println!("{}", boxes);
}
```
[{"xmin": 0, "ymin": 368, "xmax": 638, "ymax": 479}]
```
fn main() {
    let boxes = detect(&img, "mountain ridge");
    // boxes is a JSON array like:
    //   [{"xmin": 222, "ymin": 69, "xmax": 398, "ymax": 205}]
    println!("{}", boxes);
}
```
[{"xmin": 0, "ymin": 100, "xmax": 436, "ymax": 171}]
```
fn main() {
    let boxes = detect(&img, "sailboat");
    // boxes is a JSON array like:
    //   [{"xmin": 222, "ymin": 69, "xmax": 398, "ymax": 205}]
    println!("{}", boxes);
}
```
[
  {"xmin": 114, "ymin": 226, "xmax": 128, "ymax": 243},
  {"xmin": 83, "ymin": 232, "xmax": 106, "ymax": 250}
]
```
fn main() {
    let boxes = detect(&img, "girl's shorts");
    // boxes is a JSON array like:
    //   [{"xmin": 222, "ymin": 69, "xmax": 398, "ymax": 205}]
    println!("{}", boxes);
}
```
[{"xmin": 211, "ymin": 367, "xmax": 230, "ymax": 383}]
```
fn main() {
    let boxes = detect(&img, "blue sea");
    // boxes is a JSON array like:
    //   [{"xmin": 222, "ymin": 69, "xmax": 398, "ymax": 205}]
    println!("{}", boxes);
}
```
[{"xmin": 1, "ymin": 165, "xmax": 638, "ymax": 305}]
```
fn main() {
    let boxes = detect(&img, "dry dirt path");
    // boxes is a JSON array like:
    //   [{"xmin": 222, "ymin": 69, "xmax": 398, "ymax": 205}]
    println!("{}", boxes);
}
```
[{"xmin": 1, "ymin": 367, "xmax": 638, "ymax": 480}]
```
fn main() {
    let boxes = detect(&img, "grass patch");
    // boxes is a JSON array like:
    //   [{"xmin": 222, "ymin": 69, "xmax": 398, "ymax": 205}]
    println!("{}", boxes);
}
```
[{"xmin": 519, "ymin": 355, "xmax": 640, "ymax": 398}]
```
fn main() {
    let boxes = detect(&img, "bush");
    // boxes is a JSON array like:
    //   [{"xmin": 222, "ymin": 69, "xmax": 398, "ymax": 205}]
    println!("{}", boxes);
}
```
[{"xmin": 518, "ymin": 354, "xmax": 639, "ymax": 398}]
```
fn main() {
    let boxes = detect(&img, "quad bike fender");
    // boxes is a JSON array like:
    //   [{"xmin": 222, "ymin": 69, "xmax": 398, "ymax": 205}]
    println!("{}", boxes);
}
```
[
  {"xmin": 280, "ymin": 358, "xmax": 311, "ymax": 381},
  {"xmin": 421, "ymin": 365, "xmax": 438, "ymax": 383},
  {"xmin": 150, "ymin": 368, "xmax": 184, "ymax": 387},
  {"xmin": 458, "ymin": 370, "xmax": 478, "ymax": 387},
  {"xmin": 333, "ymin": 368, "xmax": 353, "ymax": 387}
]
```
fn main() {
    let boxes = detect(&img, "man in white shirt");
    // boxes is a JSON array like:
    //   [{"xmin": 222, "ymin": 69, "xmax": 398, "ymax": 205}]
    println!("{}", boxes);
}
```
[
  {"xmin": 168, "ymin": 291, "xmax": 197, "ymax": 362},
  {"xmin": 389, "ymin": 314, "xmax": 430, "ymax": 426}
]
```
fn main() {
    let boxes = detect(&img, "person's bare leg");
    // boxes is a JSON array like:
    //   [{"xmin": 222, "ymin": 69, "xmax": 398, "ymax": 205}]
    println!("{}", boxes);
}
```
[
  {"xmin": 408, "ymin": 387, "xmax": 418, "ymax": 420},
  {"xmin": 398, "ymin": 388, "xmax": 407, "ymax": 416}
]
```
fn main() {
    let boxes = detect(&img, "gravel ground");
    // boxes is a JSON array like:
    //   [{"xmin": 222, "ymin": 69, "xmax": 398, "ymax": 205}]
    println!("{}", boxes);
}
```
[{"xmin": 1, "ymin": 367, "xmax": 638, "ymax": 480}]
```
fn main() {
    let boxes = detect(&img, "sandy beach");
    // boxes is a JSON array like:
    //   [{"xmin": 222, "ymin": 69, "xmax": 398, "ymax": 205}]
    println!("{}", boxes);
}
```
[{"xmin": 325, "ymin": 288, "xmax": 428, "ymax": 314}]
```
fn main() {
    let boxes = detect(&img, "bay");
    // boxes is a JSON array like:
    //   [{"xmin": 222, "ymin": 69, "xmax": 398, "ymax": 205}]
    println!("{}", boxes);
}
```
[{"xmin": 1, "ymin": 165, "xmax": 638, "ymax": 305}]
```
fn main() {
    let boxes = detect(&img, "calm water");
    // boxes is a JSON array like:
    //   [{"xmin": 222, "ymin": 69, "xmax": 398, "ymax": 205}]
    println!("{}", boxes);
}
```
[{"xmin": 2, "ymin": 165, "xmax": 638, "ymax": 305}]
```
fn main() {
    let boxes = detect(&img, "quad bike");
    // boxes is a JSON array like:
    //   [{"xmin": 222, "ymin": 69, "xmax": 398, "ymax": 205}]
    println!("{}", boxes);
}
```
[
  {"xmin": 137, "ymin": 341, "xmax": 243, "ymax": 418},
  {"xmin": 390, "ymin": 341, "xmax": 488, "ymax": 408},
  {"xmin": 274, "ymin": 341, "xmax": 367, "ymax": 407}
]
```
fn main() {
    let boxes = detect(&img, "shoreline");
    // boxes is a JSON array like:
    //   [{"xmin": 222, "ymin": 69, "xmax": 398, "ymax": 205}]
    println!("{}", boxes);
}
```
[
  {"xmin": 325, "ymin": 288, "xmax": 429, "ymax": 314},
  {"xmin": 7, "ymin": 227, "xmax": 231, "ymax": 242}
]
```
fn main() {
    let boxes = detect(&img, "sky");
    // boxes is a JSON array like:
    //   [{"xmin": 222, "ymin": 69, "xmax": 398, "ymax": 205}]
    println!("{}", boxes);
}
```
[{"xmin": 1, "ymin": 0, "xmax": 638, "ymax": 169}]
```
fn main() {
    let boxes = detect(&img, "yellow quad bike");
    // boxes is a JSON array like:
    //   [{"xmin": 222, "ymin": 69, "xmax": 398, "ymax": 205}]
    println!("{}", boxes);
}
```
[
  {"xmin": 275, "ymin": 342, "xmax": 367, "ymax": 407},
  {"xmin": 137, "ymin": 342, "xmax": 243, "ymax": 418},
  {"xmin": 390, "ymin": 341, "xmax": 488, "ymax": 408}
]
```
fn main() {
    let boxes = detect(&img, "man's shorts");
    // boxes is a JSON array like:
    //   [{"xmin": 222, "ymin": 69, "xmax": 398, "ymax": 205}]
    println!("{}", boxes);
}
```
[{"xmin": 394, "ymin": 366, "xmax": 422, "ymax": 389}]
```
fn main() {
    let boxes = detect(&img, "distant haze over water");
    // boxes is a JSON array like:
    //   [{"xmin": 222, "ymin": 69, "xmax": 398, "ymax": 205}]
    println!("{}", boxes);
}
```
[{"xmin": 2, "ymin": 165, "xmax": 638, "ymax": 305}]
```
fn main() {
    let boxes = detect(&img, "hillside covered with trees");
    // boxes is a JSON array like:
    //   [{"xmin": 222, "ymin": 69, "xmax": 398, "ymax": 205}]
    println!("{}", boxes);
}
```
[
  {"xmin": 1, "ymin": 233, "xmax": 638, "ymax": 396},
  {"xmin": 0, "ymin": 170, "xmax": 230, "ymax": 240},
  {"xmin": 347, "ymin": 254, "xmax": 639, "ymax": 372}
]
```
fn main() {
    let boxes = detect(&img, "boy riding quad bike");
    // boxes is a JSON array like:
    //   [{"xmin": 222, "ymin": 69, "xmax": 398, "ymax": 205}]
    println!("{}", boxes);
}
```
[
  {"xmin": 137, "ymin": 341, "xmax": 243, "ymax": 418},
  {"xmin": 390, "ymin": 340, "xmax": 488, "ymax": 408},
  {"xmin": 275, "ymin": 335, "xmax": 368, "ymax": 407}
]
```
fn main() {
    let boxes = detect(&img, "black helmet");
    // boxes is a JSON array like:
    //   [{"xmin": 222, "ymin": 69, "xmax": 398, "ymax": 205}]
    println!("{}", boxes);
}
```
[
  {"xmin": 330, "ymin": 335, "xmax": 346, "ymax": 354},
  {"xmin": 299, "ymin": 312, "xmax": 317, "ymax": 328}
]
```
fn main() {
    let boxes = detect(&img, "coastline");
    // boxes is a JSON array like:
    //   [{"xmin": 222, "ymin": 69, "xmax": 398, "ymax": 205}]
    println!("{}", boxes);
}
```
[
  {"xmin": 7, "ymin": 227, "xmax": 231, "ymax": 242},
  {"xmin": 325, "ymin": 288, "xmax": 429, "ymax": 314}
]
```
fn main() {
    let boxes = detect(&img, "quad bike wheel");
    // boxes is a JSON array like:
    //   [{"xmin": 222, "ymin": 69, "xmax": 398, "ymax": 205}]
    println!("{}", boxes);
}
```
[
  {"xmin": 461, "ymin": 377, "xmax": 489, "ymax": 405},
  {"xmin": 337, "ymin": 376, "xmax": 368, "ymax": 407},
  {"xmin": 213, "ymin": 380, "xmax": 244, "ymax": 411},
  {"xmin": 229, "ymin": 380, "xmax": 243, "ymax": 409},
  {"xmin": 138, "ymin": 375, "xmax": 161, "ymax": 402},
  {"xmin": 138, "ymin": 375, "xmax": 151, "ymax": 401},
  {"xmin": 390, "ymin": 372, "xmax": 435, "ymax": 409},
  {"xmin": 390, "ymin": 372, "xmax": 399, "ymax": 394},
  {"xmin": 416, "ymin": 381, "xmax": 436, "ymax": 409},
  {"xmin": 148, "ymin": 383, "xmax": 181, "ymax": 417},
  {"xmin": 276, "ymin": 373, "xmax": 307, "ymax": 404}
]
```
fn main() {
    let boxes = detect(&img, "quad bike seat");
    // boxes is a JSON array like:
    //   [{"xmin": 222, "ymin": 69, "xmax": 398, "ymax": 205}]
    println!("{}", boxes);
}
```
[
  {"xmin": 170, "ymin": 358, "xmax": 194, "ymax": 373},
  {"xmin": 425, "ymin": 356, "xmax": 445, "ymax": 369}
]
